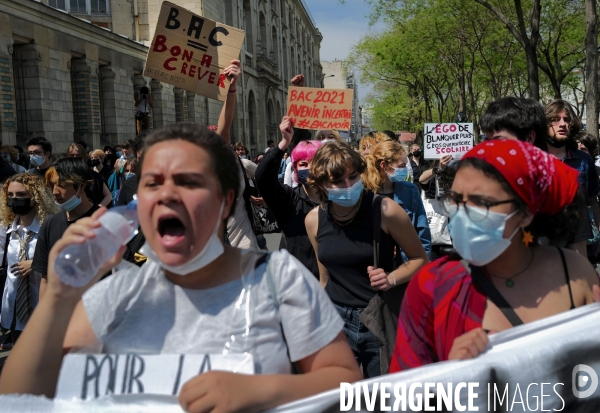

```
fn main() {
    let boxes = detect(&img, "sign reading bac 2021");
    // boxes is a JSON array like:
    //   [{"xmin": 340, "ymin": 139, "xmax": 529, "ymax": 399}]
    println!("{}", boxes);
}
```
[{"xmin": 144, "ymin": 2, "xmax": 245, "ymax": 102}]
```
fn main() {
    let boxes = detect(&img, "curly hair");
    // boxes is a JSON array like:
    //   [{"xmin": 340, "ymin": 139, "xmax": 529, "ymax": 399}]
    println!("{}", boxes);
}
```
[
  {"xmin": 360, "ymin": 131, "xmax": 390, "ymax": 154},
  {"xmin": 363, "ymin": 140, "xmax": 407, "ymax": 193},
  {"xmin": 0, "ymin": 173, "xmax": 60, "ymax": 227},
  {"xmin": 308, "ymin": 141, "xmax": 366, "ymax": 202}
]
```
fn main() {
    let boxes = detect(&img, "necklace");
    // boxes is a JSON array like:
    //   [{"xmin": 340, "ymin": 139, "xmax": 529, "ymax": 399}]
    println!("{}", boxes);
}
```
[
  {"xmin": 489, "ymin": 249, "xmax": 535, "ymax": 288},
  {"xmin": 329, "ymin": 193, "xmax": 363, "ymax": 226}
]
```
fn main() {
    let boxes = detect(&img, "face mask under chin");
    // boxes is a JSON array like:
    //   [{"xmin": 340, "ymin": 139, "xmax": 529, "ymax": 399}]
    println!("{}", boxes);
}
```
[{"xmin": 141, "ymin": 201, "xmax": 226, "ymax": 276}]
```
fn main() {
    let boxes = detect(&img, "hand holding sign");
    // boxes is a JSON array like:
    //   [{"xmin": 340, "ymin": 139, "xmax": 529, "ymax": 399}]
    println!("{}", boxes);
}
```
[
  {"xmin": 291, "ymin": 74, "xmax": 305, "ymax": 87},
  {"xmin": 223, "ymin": 59, "xmax": 241, "ymax": 86},
  {"xmin": 179, "ymin": 371, "xmax": 267, "ymax": 413},
  {"xmin": 279, "ymin": 116, "xmax": 294, "ymax": 150}
]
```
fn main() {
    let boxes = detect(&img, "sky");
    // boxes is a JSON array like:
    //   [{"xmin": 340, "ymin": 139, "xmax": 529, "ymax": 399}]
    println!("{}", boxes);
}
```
[{"xmin": 303, "ymin": 0, "xmax": 385, "ymax": 104}]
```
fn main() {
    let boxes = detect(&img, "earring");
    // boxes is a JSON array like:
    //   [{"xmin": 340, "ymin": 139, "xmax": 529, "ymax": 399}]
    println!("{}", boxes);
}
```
[{"xmin": 522, "ymin": 229, "xmax": 534, "ymax": 247}]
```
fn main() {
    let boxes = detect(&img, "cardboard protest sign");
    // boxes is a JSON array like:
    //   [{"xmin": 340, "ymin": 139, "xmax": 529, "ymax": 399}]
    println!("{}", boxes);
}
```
[
  {"xmin": 424, "ymin": 123, "xmax": 474, "ymax": 159},
  {"xmin": 286, "ymin": 86, "xmax": 353, "ymax": 130},
  {"xmin": 56, "ymin": 353, "xmax": 254, "ymax": 400},
  {"xmin": 144, "ymin": 2, "xmax": 245, "ymax": 102}
]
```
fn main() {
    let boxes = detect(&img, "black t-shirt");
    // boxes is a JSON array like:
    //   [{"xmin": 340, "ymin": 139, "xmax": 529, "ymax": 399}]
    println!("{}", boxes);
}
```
[
  {"xmin": 30, "ymin": 166, "xmax": 49, "ymax": 178},
  {"xmin": 89, "ymin": 169, "xmax": 106, "ymax": 205},
  {"xmin": 32, "ymin": 204, "xmax": 100, "ymax": 275},
  {"xmin": 117, "ymin": 175, "xmax": 138, "ymax": 206},
  {"xmin": 0, "ymin": 161, "xmax": 16, "ymax": 184}
]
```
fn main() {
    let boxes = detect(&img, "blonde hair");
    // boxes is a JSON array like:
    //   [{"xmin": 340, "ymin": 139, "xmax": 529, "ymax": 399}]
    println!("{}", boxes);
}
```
[
  {"xmin": 0, "ymin": 173, "xmax": 60, "ymax": 227},
  {"xmin": 360, "ymin": 132, "xmax": 389, "ymax": 154},
  {"xmin": 363, "ymin": 140, "xmax": 407, "ymax": 193},
  {"xmin": 90, "ymin": 149, "xmax": 105, "ymax": 160},
  {"xmin": 316, "ymin": 129, "xmax": 342, "ymax": 142},
  {"xmin": 67, "ymin": 143, "xmax": 88, "ymax": 162}
]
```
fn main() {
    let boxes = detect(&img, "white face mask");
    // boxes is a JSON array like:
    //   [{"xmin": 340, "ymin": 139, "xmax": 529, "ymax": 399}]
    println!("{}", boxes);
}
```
[{"xmin": 140, "ymin": 201, "xmax": 225, "ymax": 275}]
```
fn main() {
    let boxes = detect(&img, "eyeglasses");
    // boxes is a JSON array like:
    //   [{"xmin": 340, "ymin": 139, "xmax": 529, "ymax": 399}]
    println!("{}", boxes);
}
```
[{"xmin": 439, "ymin": 192, "xmax": 517, "ymax": 221}]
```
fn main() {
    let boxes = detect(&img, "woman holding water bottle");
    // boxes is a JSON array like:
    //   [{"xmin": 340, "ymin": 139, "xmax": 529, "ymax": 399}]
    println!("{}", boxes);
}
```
[
  {"xmin": 0, "ymin": 123, "xmax": 362, "ymax": 412},
  {"xmin": 0, "ymin": 173, "xmax": 59, "ymax": 349}
]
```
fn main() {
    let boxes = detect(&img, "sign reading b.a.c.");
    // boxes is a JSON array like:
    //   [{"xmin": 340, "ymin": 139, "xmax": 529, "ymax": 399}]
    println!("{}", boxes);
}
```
[{"xmin": 144, "ymin": 2, "xmax": 245, "ymax": 102}]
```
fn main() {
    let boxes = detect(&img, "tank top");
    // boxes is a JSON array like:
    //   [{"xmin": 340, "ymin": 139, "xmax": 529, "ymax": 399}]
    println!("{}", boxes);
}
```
[{"xmin": 317, "ymin": 191, "xmax": 395, "ymax": 308}]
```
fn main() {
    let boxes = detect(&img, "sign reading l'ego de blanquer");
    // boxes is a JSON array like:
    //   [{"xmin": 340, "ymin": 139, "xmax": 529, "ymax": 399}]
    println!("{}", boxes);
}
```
[
  {"xmin": 424, "ymin": 123, "xmax": 474, "ymax": 160},
  {"xmin": 286, "ymin": 86, "xmax": 354, "ymax": 130},
  {"xmin": 55, "ymin": 353, "xmax": 254, "ymax": 400},
  {"xmin": 145, "ymin": 2, "xmax": 245, "ymax": 102}
]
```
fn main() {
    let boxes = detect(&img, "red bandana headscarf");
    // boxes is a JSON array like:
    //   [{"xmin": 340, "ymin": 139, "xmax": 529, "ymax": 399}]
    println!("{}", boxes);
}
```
[{"xmin": 462, "ymin": 140, "xmax": 579, "ymax": 215}]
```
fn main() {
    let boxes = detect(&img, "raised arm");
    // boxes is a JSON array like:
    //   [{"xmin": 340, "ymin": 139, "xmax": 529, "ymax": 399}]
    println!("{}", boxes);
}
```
[
  {"xmin": 256, "ymin": 117, "xmax": 295, "ymax": 228},
  {"xmin": 217, "ymin": 60, "xmax": 241, "ymax": 144}
]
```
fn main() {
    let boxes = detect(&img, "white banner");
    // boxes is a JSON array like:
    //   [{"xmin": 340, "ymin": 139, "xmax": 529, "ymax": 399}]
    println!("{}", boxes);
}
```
[{"xmin": 56, "ymin": 353, "xmax": 253, "ymax": 400}]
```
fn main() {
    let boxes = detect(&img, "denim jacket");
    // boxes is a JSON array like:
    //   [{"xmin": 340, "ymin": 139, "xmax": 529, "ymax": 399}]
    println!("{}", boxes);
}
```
[{"xmin": 391, "ymin": 181, "xmax": 432, "ymax": 261}]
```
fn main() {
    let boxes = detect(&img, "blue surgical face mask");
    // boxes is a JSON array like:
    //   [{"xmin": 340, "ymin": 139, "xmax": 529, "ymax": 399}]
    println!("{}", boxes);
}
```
[
  {"xmin": 30, "ymin": 155, "xmax": 46, "ymax": 167},
  {"xmin": 297, "ymin": 169, "xmax": 310, "ymax": 187},
  {"xmin": 56, "ymin": 188, "xmax": 83, "ymax": 212},
  {"xmin": 116, "ymin": 151, "xmax": 123, "ymax": 158},
  {"xmin": 240, "ymin": 154, "xmax": 247, "ymax": 159},
  {"xmin": 388, "ymin": 167, "xmax": 408, "ymax": 183},
  {"xmin": 125, "ymin": 172, "xmax": 135, "ymax": 180},
  {"xmin": 126, "ymin": 152, "xmax": 134, "ymax": 159},
  {"xmin": 326, "ymin": 180, "xmax": 364, "ymax": 208},
  {"xmin": 448, "ymin": 205, "xmax": 520, "ymax": 266}
]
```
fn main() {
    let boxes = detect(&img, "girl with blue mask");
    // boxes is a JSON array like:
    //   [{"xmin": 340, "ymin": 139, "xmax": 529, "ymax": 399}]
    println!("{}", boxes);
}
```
[
  {"xmin": 390, "ymin": 140, "xmax": 600, "ymax": 373},
  {"xmin": 363, "ymin": 140, "xmax": 431, "ymax": 261},
  {"xmin": 305, "ymin": 140, "xmax": 429, "ymax": 378}
]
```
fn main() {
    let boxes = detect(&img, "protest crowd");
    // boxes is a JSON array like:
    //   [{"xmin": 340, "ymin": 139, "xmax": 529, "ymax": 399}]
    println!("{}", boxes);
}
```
[{"xmin": 0, "ymin": 58, "xmax": 599, "ymax": 412}]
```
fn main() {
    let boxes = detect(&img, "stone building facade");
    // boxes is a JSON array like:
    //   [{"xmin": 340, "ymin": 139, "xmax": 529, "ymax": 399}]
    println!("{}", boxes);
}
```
[
  {"xmin": 322, "ymin": 60, "xmax": 362, "ymax": 140},
  {"xmin": 0, "ymin": 0, "xmax": 322, "ymax": 155}
]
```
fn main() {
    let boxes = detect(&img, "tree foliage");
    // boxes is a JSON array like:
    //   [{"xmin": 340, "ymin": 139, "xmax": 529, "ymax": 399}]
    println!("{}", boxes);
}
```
[{"xmin": 351, "ymin": 0, "xmax": 592, "ymax": 135}]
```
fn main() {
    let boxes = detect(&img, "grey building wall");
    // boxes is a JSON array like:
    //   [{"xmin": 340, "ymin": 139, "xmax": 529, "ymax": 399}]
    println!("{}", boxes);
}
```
[{"xmin": 0, "ymin": 0, "xmax": 322, "ymax": 157}]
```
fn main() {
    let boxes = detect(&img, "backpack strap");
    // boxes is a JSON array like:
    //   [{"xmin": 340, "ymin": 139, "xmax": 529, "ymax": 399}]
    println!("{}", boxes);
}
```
[
  {"xmin": 261, "ymin": 252, "xmax": 301, "ymax": 373},
  {"xmin": 470, "ymin": 265, "xmax": 524, "ymax": 327},
  {"xmin": 372, "ymin": 193, "xmax": 383, "ymax": 269}
]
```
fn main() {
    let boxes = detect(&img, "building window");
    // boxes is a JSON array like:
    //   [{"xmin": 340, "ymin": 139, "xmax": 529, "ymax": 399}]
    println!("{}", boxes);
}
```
[
  {"xmin": 49, "ymin": 0, "xmax": 66, "ymax": 10},
  {"xmin": 48, "ymin": 0, "xmax": 109, "ymax": 15},
  {"xmin": 70, "ymin": 0, "xmax": 87, "ymax": 13},
  {"xmin": 91, "ymin": 0, "xmax": 107, "ymax": 14}
]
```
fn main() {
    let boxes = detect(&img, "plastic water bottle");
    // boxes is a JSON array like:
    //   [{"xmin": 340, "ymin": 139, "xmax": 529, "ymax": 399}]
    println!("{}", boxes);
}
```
[{"xmin": 55, "ymin": 200, "xmax": 138, "ymax": 287}]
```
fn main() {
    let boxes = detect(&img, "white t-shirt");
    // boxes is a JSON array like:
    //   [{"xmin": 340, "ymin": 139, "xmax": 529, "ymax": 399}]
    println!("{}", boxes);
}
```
[
  {"xmin": 227, "ymin": 159, "xmax": 258, "ymax": 249},
  {"xmin": 283, "ymin": 162, "xmax": 298, "ymax": 188},
  {"xmin": 81, "ymin": 250, "xmax": 343, "ymax": 374}
]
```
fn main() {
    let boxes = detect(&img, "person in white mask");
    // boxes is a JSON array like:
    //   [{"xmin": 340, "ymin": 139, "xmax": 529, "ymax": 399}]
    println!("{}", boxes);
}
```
[
  {"xmin": 389, "ymin": 139, "xmax": 600, "ymax": 373},
  {"xmin": 0, "ymin": 124, "xmax": 362, "ymax": 411}
]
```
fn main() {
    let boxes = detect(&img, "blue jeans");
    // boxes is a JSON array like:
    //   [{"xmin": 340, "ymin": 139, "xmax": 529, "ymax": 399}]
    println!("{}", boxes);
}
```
[{"xmin": 333, "ymin": 303, "xmax": 381, "ymax": 378}]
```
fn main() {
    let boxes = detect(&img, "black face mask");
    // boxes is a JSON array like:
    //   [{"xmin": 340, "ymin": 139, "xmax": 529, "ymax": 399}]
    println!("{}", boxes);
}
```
[
  {"xmin": 297, "ymin": 169, "xmax": 310, "ymax": 187},
  {"xmin": 413, "ymin": 150, "xmax": 422, "ymax": 158},
  {"xmin": 546, "ymin": 136, "xmax": 568, "ymax": 148},
  {"xmin": 7, "ymin": 198, "xmax": 34, "ymax": 216},
  {"xmin": 91, "ymin": 159, "xmax": 101, "ymax": 167}
]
